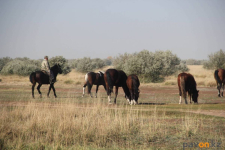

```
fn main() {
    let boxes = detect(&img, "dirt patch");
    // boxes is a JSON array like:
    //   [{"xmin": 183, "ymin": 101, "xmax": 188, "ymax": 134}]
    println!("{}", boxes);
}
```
[{"xmin": 185, "ymin": 110, "xmax": 225, "ymax": 118}]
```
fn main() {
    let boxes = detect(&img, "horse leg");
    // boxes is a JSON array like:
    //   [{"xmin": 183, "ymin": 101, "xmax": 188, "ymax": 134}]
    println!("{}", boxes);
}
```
[
  {"xmin": 178, "ymin": 87, "xmax": 182, "ymax": 104},
  {"xmin": 217, "ymin": 83, "xmax": 222, "ymax": 97},
  {"xmin": 47, "ymin": 84, "xmax": 52, "ymax": 98},
  {"xmin": 32, "ymin": 82, "xmax": 36, "ymax": 98},
  {"xmin": 95, "ymin": 85, "xmax": 99, "ymax": 98},
  {"xmin": 82, "ymin": 82, "xmax": 87, "ymax": 97},
  {"xmin": 184, "ymin": 92, "xmax": 188, "ymax": 104},
  {"xmin": 189, "ymin": 93, "xmax": 192, "ymax": 104},
  {"xmin": 37, "ymin": 84, "xmax": 42, "ymax": 98},
  {"xmin": 114, "ymin": 86, "xmax": 119, "ymax": 104},
  {"xmin": 87, "ymin": 83, "xmax": 93, "ymax": 98},
  {"xmin": 107, "ymin": 87, "xmax": 112, "ymax": 104},
  {"xmin": 52, "ymin": 84, "xmax": 57, "ymax": 98},
  {"xmin": 127, "ymin": 89, "xmax": 132, "ymax": 104},
  {"xmin": 222, "ymin": 83, "xmax": 224, "ymax": 97}
]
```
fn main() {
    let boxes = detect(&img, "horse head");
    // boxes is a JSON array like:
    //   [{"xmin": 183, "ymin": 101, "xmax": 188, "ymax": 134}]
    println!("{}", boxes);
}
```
[
  {"xmin": 192, "ymin": 90, "xmax": 199, "ymax": 103},
  {"xmin": 51, "ymin": 63, "xmax": 63, "ymax": 74}
]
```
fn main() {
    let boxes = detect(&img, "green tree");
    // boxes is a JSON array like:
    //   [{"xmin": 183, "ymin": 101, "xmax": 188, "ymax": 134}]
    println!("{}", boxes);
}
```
[
  {"xmin": 203, "ymin": 49, "xmax": 225, "ymax": 69},
  {"xmin": 49, "ymin": 56, "xmax": 71, "ymax": 75}
]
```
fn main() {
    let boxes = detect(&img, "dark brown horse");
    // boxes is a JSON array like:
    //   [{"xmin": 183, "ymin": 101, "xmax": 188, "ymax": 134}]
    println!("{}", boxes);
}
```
[
  {"xmin": 104, "ymin": 69, "xmax": 130, "ymax": 104},
  {"xmin": 177, "ymin": 73, "xmax": 199, "ymax": 104},
  {"xmin": 82, "ymin": 71, "xmax": 106, "ymax": 98},
  {"xmin": 126, "ymin": 74, "xmax": 140, "ymax": 105},
  {"xmin": 29, "ymin": 64, "xmax": 62, "ymax": 98},
  {"xmin": 214, "ymin": 69, "xmax": 225, "ymax": 97}
]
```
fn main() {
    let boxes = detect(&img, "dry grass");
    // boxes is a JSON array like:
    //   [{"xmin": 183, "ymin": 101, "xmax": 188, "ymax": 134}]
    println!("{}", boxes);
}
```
[{"xmin": 0, "ymin": 99, "xmax": 224, "ymax": 149}]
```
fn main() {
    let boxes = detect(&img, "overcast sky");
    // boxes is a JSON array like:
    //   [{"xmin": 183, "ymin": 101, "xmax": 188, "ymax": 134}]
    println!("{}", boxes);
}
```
[{"xmin": 0, "ymin": 0, "xmax": 225, "ymax": 60}]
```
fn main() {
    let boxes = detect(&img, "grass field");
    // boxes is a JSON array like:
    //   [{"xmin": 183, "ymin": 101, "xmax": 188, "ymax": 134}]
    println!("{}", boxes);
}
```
[{"xmin": 0, "ymin": 65, "xmax": 224, "ymax": 150}]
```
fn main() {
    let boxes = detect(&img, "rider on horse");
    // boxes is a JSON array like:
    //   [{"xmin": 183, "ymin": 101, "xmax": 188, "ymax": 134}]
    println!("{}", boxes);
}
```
[{"xmin": 41, "ymin": 56, "xmax": 54, "ymax": 83}]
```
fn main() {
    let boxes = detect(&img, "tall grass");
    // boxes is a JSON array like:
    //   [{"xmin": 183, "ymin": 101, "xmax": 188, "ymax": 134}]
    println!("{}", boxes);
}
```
[{"xmin": 0, "ymin": 98, "xmax": 224, "ymax": 149}]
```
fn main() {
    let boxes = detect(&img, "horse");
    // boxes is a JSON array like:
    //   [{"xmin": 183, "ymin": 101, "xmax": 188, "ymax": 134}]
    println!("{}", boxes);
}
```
[
  {"xmin": 104, "ymin": 69, "xmax": 130, "ymax": 104},
  {"xmin": 177, "ymin": 73, "xmax": 199, "ymax": 104},
  {"xmin": 214, "ymin": 69, "xmax": 225, "ymax": 97},
  {"xmin": 29, "ymin": 64, "xmax": 62, "ymax": 98},
  {"xmin": 82, "ymin": 71, "xmax": 106, "ymax": 98},
  {"xmin": 126, "ymin": 74, "xmax": 140, "ymax": 105}
]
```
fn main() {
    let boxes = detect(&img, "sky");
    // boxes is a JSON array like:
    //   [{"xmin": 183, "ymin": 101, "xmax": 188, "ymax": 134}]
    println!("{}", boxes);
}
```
[{"xmin": 0, "ymin": 0, "xmax": 225, "ymax": 60}]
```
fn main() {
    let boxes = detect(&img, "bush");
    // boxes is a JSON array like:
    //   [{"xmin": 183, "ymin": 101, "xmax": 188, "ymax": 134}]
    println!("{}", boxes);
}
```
[
  {"xmin": 71, "ymin": 57, "xmax": 106, "ymax": 73},
  {"xmin": 0, "ymin": 57, "xmax": 12, "ymax": 71},
  {"xmin": 113, "ymin": 50, "xmax": 189, "ymax": 82},
  {"xmin": 1, "ymin": 59, "xmax": 40, "ymax": 76},
  {"xmin": 49, "ymin": 56, "xmax": 71, "ymax": 75},
  {"xmin": 203, "ymin": 49, "xmax": 225, "ymax": 70}
]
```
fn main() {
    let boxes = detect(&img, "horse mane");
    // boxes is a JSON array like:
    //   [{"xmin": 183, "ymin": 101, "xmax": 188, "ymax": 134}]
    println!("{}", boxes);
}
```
[
  {"xmin": 50, "ymin": 64, "xmax": 58, "ymax": 70},
  {"xmin": 106, "ymin": 71, "xmax": 113, "ymax": 93}
]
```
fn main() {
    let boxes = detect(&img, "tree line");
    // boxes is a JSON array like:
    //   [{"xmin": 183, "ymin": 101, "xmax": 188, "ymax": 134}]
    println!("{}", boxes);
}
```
[{"xmin": 0, "ymin": 49, "xmax": 223, "ymax": 82}]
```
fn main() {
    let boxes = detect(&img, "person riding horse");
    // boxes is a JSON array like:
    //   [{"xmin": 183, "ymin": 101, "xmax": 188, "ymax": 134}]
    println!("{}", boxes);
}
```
[{"xmin": 41, "ymin": 56, "xmax": 54, "ymax": 83}]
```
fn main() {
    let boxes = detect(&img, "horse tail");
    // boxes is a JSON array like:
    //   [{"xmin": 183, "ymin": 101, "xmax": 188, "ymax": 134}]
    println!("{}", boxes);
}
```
[
  {"xmin": 214, "ymin": 70, "xmax": 221, "ymax": 85},
  {"xmin": 132, "ymin": 76, "xmax": 139, "ymax": 96},
  {"xmin": 29, "ymin": 72, "xmax": 36, "ymax": 84},
  {"xmin": 84, "ymin": 73, "xmax": 89, "ymax": 82},
  {"xmin": 106, "ymin": 71, "xmax": 113, "ymax": 93},
  {"xmin": 180, "ymin": 76, "xmax": 186, "ymax": 98}
]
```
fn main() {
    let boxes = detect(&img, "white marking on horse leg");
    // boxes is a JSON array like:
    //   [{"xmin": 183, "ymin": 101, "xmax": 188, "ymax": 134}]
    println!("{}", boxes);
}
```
[
  {"xmin": 108, "ymin": 96, "xmax": 112, "ymax": 104},
  {"xmin": 95, "ymin": 92, "xmax": 97, "ymax": 98},
  {"xmin": 82, "ymin": 87, "xmax": 85, "ymax": 97},
  {"xmin": 133, "ymin": 100, "xmax": 137, "ymax": 105},
  {"xmin": 179, "ymin": 96, "xmax": 182, "ymax": 104}
]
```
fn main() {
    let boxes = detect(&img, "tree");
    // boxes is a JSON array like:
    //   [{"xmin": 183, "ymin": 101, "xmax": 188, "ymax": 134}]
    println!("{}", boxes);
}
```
[
  {"xmin": 203, "ymin": 49, "xmax": 225, "ymax": 70},
  {"xmin": 49, "ymin": 56, "xmax": 71, "ymax": 75},
  {"xmin": 113, "ymin": 50, "xmax": 189, "ymax": 82}
]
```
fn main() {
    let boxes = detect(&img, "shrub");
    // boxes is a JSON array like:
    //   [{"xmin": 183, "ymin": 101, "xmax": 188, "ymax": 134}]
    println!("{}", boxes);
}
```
[
  {"xmin": 49, "ymin": 56, "xmax": 71, "ymax": 75},
  {"xmin": 113, "ymin": 50, "xmax": 188, "ymax": 82},
  {"xmin": 1, "ymin": 59, "xmax": 40, "ymax": 76},
  {"xmin": 203, "ymin": 49, "xmax": 225, "ymax": 70},
  {"xmin": 0, "ymin": 57, "xmax": 12, "ymax": 71},
  {"xmin": 73, "ymin": 57, "xmax": 106, "ymax": 73}
]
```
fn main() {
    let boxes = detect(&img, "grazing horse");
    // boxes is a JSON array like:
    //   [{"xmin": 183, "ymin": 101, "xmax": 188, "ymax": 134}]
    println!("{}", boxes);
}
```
[
  {"xmin": 104, "ymin": 69, "xmax": 130, "ymax": 104},
  {"xmin": 29, "ymin": 64, "xmax": 62, "ymax": 98},
  {"xmin": 214, "ymin": 69, "xmax": 225, "ymax": 97},
  {"xmin": 126, "ymin": 74, "xmax": 140, "ymax": 105},
  {"xmin": 177, "ymin": 73, "xmax": 199, "ymax": 104},
  {"xmin": 82, "ymin": 71, "xmax": 106, "ymax": 98}
]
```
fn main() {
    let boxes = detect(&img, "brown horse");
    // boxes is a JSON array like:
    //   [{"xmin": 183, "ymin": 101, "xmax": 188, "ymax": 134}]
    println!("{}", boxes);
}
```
[
  {"xmin": 104, "ymin": 69, "xmax": 130, "ymax": 104},
  {"xmin": 177, "ymin": 73, "xmax": 199, "ymax": 104},
  {"xmin": 126, "ymin": 74, "xmax": 140, "ymax": 105},
  {"xmin": 214, "ymin": 69, "xmax": 225, "ymax": 97},
  {"xmin": 29, "ymin": 64, "xmax": 62, "ymax": 98},
  {"xmin": 82, "ymin": 71, "xmax": 106, "ymax": 98}
]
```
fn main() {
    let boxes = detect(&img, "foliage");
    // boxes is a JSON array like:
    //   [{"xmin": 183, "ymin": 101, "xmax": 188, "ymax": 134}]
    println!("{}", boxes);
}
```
[
  {"xmin": 70, "ymin": 57, "xmax": 106, "ymax": 72},
  {"xmin": 203, "ymin": 49, "xmax": 225, "ymax": 70},
  {"xmin": 49, "ymin": 56, "xmax": 71, "ymax": 75},
  {"xmin": 113, "ymin": 50, "xmax": 189, "ymax": 82},
  {"xmin": 1, "ymin": 58, "xmax": 40, "ymax": 76},
  {"xmin": 0, "ymin": 57, "xmax": 12, "ymax": 71}
]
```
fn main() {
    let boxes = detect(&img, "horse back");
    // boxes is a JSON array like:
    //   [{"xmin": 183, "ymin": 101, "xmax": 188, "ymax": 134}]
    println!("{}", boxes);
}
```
[
  {"xmin": 126, "ymin": 75, "xmax": 140, "ymax": 90},
  {"xmin": 178, "ymin": 73, "xmax": 196, "ymax": 91}
]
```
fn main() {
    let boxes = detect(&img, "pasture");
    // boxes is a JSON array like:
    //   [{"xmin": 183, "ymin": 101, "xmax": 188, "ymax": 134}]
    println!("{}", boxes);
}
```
[{"xmin": 0, "ymin": 65, "xmax": 224, "ymax": 149}]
